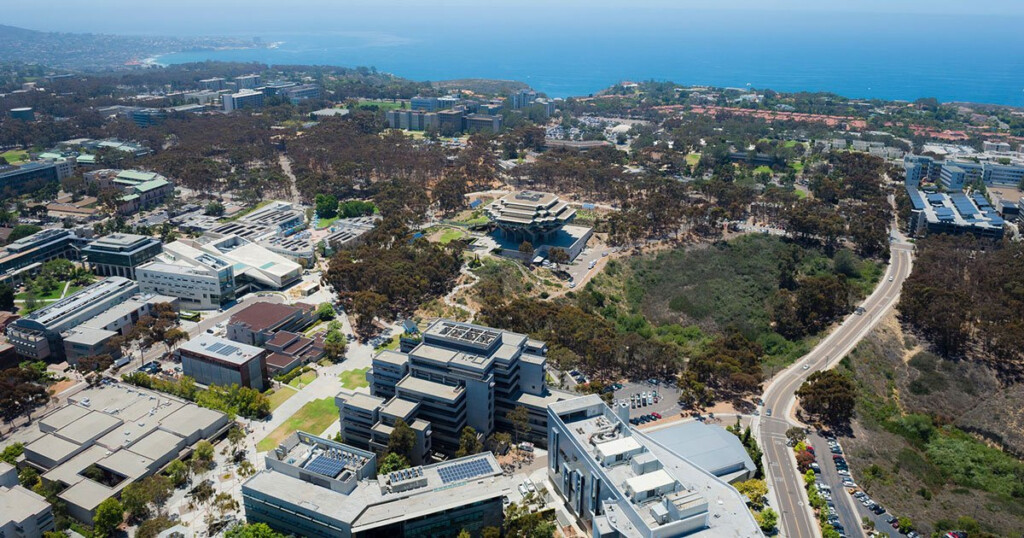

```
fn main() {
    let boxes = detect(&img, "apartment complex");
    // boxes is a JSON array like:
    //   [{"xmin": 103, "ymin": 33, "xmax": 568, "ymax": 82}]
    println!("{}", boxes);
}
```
[
  {"xmin": 175, "ymin": 333, "xmax": 268, "ymax": 391},
  {"xmin": 137, "ymin": 248, "xmax": 236, "ymax": 310},
  {"xmin": 19, "ymin": 385, "xmax": 228, "ymax": 524},
  {"xmin": 546, "ymin": 396, "xmax": 762, "ymax": 538},
  {"xmin": 242, "ymin": 432, "xmax": 516, "ymax": 538},
  {"xmin": 340, "ymin": 319, "xmax": 567, "ymax": 459},
  {"xmin": 80, "ymin": 233, "xmax": 163, "ymax": 279}
]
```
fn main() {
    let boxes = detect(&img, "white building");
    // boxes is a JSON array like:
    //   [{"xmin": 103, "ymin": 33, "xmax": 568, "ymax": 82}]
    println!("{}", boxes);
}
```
[
  {"xmin": 164, "ymin": 235, "xmax": 301, "ymax": 290},
  {"xmin": 137, "ymin": 249, "xmax": 235, "ymax": 310},
  {"xmin": 0, "ymin": 462, "xmax": 55, "ymax": 538}
]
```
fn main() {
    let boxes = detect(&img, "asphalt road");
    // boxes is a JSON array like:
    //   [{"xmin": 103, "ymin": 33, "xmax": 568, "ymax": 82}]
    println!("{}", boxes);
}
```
[{"xmin": 759, "ymin": 235, "xmax": 914, "ymax": 538}]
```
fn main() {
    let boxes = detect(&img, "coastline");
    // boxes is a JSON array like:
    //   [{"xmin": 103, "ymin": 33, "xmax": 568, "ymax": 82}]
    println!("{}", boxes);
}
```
[{"xmin": 145, "ymin": 41, "xmax": 284, "ymax": 68}]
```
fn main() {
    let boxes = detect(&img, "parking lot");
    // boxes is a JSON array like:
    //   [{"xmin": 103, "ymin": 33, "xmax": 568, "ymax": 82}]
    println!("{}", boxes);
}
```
[{"xmin": 610, "ymin": 379, "xmax": 681, "ymax": 426}]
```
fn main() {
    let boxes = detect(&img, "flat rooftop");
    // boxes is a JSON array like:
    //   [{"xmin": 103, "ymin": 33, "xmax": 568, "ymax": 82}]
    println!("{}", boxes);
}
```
[{"xmin": 178, "ymin": 333, "xmax": 265, "ymax": 365}]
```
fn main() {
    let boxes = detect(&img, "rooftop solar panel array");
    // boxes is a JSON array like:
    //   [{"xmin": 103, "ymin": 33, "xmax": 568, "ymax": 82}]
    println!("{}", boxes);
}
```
[
  {"xmin": 305, "ymin": 455, "xmax": 347, "ymax": 478},
  {"xmin": 437, "ymin": 457, "xmax": 493, "ymax": 484},
  {"xmin": 950, "ymin": 193, "xmax": 978, "ymax": 217}
]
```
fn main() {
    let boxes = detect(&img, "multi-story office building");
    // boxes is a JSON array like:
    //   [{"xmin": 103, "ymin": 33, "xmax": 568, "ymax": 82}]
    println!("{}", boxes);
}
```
[
  {"xmin": 241, "ymin": 431, "xmax": 516, "ymax": 538},
  {"xmin": 546, "ymin": 396, "xmax": 762, "ymax": 538},
  {"xmin": 438, "ymin": 109, "xmax": 464, "ymax": 134},
  {"xmin": 0, "ymin": 228, "xmax": 86, "ymax": 286},
  {"xmin": 199, "ymin": 77, "xmax": 226, "ymax": 91},
  {"xmin": 437, "ymin": 95, "xmax": 460, "ymax": 110},
  {"xmin": 983, "ymin": 161, "xmax": 1024, "ymax": 187},
  {"xmin": 939, "ymin": 164, "xmax": 967, "ymax": 191},
  {"xmin": 281, "ymin": 84, "xmax": 321, "ymax": 103},
  {"xmin": 464, "ymin": 113, "xmax": 503, "ymax": 134},
  {"xmin": 0, "ymin": 159, "xmax": 70, "ymax": 197},
  {"xmin": 169, "ymin": 233, "xmax": 301, "ymax": 289},
  {"xmin": 223, "ymin": 89, "xmax": 265, "ymax": 112},
  {"xmin": 386, "ymin": 109, "xmax": 439, "ymax": 131},
  {"xmin": 234, "ymin": 74, "xmax": 262, "ymax": 89},
  {"xmin": 61, "ymin": 292, "xmax": 178, "ymax": 364},
  {"xmin": 175, "ymin": 333, "xmax": 268, "ymax": 391},
  {"xmin": 906, "ymin": 187, "xmax": 1005, "ymax": 240},
  {"xmin": 137, "ymin": 251, "xmax": 235, "ymax": 310},
  {"xmin": 342, "ymin": 319, "xmax": 567, "ymax": 458},
  {"xmin": 410, "ymin": 96, "xmax": 440, "ymax": 112},
  {"xmin": 80, "ymin": 233, "xmax": 162, "ymax": 279},
  {"xmin": 9, "ymin": 107, "xmax": 35, "ymax": 121},
  {"xmin": 6, "ymin": 277, "xmax": 140, "ymax": 360},
  {"xmin": 227, "ymin": 301, "xmax": 316, "ymax": 346},
  {"xmin": 903, "ymin": 154, "xmax": 942, "ymax": 186},
  {"xmin": 983, "ymin": 140, "xmax": 1012, "ymax": 153}
]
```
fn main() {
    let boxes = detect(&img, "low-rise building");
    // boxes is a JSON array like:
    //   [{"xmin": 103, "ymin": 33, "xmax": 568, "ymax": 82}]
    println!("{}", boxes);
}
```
[
  {"xmin": 175, "ymin": 333, "xmax": 268, "ymax": 391},
  {"xmin": 547, "ymin": 395, "xmax": 762, "ymax": 538},
  {"xmin": 167, "ymin": 233, "xmax": 301, "ymax": 290},
  {"xmin": 0, "ymin": 158, "xmax": 72, "ymax": 198},
  {"xmin": 223, "ymin": 89, "xmax": 264, "ymax": 112},
  {"xmin": 227, "ymin": 301, "xmax": 316, "ymax": 346},
  {"xmin": 0, "ymin": 228, "xmax": 85, "ymax": 286},
  {"xmin": 906, "ymin": 187, "xmax": 1004, "ymax": 240},
  {"xmin": 17, "ymin": 385, "xmax": 228, "ymax": 525},
  {"xmin": 241, "ymin": 431, "xmax": 517, "ymax": 538},
  {"xmin": 80, "ymin": 233, "xmax": 163, "ymax": 279},
  {"xmin": 263, "ymin": 331, "xmax": 324, "ymax": 375}
]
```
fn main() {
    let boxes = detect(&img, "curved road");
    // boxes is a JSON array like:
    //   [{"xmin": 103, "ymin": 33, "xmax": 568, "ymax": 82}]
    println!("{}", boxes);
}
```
[{"xmin": 759, "ymin": 233, "xmax": 914, "ymax": 538}]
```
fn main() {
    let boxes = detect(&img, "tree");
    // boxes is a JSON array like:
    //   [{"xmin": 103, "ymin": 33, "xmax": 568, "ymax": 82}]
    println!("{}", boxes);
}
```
[
  {"xmin": 378, "ymin": 452, "xmax": 410, "ymax": 474},
  {"xmin": 204, "ymin": 201, "xmax": 225, "ymax": 216},
  {"xmin": 757, "ymin": 507, "xmax": 778, "ymax": 532},
  {"xmin": 316, "ymin": 302, "xmax": 336, "ymax": 321},
  {"xmin": 315, "ymin": 193, "xmax": 339, "ymax": 219},
  {"xmin": 387, "ymin": 419, "xmax": 416, "ymax": 462},
  {"xmin": 350, "ymin": 291, "xmax": 388, "ymax": 336},
  {"xmin": 225, "ymin": 523, "xmax": 285, "ymax": 538},
  {"xmin": 166, "ymin": 459, "xmax": 191, "ymax": 487},
  {"xmin": 0, "ymin": 443, "xmax": 23, "ymax": 464},
  {"xmin": 0, "ymin": 283, "xmax": 15, "ymax": 311},
  {"xmin": 7, "ymin": 224, "xmax": 41, "ymax": 243},
  {"xmin": 508, "ymin": 405, "xmax": 530, "ymax": 444},
  {"xmin": 518, "ymin": 241, "xmax": 534, "ymax": 263},
  {"xmin": 897, "ymin": 516, "xmax": 914, "ymax": 534},
  {"xmin": 795, "ymin": 370, "xmax": 856, "ymax": 427},
  {"xmin": 457, "ymin": 530, "xmax": 472, "ymax": 538},
  {"xmin": 547, "ymin": 247, "xmax": 569, "ymax": 268},
  {"xmin": 121, "ymin": 481, "xmax": 153, "ymax": 521},
  {"xmin": 795, "ymin": 450, "xmax": 815, "ymax": 472},
  {"xmin": 323, "ymin": 329, "xmax": 347, "ymax": 362},
  {"xmin": 164, "ymin": 328, "xmax": 190, "ymax": 350},
  {"xmin": 456, "ymin": 426, "xmax": 483, "ymax": 458},
  {"xmin": 482, "ymin": 527, "xmax": 501, "ymax": 538},
  {"xmin": 93, "ymin": 497, "xmax": 124, "ymax": 538},
  {"xmin": 192, "ymin": 440, "xmax": 215, "ymax": 469},
  {"xmin": 785, "ymin": 426, "xmax": 807, "ymax": 445},
  {"xmin": 735, "ymin": 479, "xmax": 768, "ymax": 511}
]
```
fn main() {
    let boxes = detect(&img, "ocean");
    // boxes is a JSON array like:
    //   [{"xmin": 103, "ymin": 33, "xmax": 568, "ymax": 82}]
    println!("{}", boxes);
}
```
[{"xmin": 156, "ymin": 9, "xmax": 1024, "ymax": 106}]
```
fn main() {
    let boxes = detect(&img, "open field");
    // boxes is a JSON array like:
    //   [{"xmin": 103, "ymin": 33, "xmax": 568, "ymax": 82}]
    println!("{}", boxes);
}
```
[
  {"xmin": 338, "ymin": 367, "xmax": 369, "ymax": 390},
  {"xmin": 257, "ymin": 397, "xmax": 338, "ymax": 451},
  {"xmin": 1, "ymin": 149, "xmax": 29, "ymax": 164},
  {"xmin": 357, "ymin": 99, "xmax": 403, "ymax": 112}
]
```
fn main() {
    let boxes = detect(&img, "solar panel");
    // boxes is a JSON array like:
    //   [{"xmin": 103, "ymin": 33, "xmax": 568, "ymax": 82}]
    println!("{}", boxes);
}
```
[
  {"xmin": 208, "ymin": 342, "xmax": 225, "ymax": 353},
  {"xmin": 437, "ymin": 457, "xmax": 493, "ymax": 484},
  {"xmin": 305, "ymin": 455, "xmax": 346, "ymax": 478}
]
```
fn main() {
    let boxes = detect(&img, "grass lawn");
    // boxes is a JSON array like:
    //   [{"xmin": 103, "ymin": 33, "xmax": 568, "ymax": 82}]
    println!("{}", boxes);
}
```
[
  {"xmin": 438, "ymin": 228, "xmax": 468, "ymax": 245},
  {"xmin": 685, "ymin": 153, "xmax": 701, "ymax": 166},
  {"xmin": 257, "ymin": 397, "xmax": 339, "ymax": 451},
  {"xmin": 790, "ymin": 161, "xmax": 805, "ymax": 172},
  {"xmin": 315, "ymin": 215, "xmax": 339, "ymax": 229},
  {"xmin": 784, "ymin": 140, "xmax": 798, "ymax": 148},
  {"xmin": 303, "ymin": 321, "xmax": 326, "ymax": 337},
  {"xmin": 338, "ymin": 367, "xmax": 369, "ymax": 390},
  {"xmin": 374, "ymin": 335, "xmax": 400, "ymax": 352},
  {"xmin": 754, "ymin": 165, "xmax": 773, "ymax": 175},
  {"xmin": 288, "ymin": 370, "xmax": 318, "ymax": 388},
  {"xmin": 793, "ymin": 188, "xmax": 808, "ymax": 199},
  {"xmin": 1, "ymin": 149, "xmax": 29, "ymax": 165},
  {"xmin": 16, "ymin": 283, "xmax": 81, "ymax": 302},
  {"xmin": 265, "ymin": 386, "xmax": 298, "ymax": 412},
  {"xmin": 358, "ymin": 100, "xmax": 403, "ymax": 112},
  {"xmin": 222, "ymin": 200, "xmax": 272, "ymax": 222}
]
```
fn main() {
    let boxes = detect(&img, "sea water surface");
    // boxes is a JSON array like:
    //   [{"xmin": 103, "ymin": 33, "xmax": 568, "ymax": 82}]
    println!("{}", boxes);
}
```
[{"xmin": 158, "ymin": 9, "xmax": 1024, "ymax": 105}]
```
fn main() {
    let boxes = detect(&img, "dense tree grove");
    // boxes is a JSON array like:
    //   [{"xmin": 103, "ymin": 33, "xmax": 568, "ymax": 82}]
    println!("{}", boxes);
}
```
[
  {"xmin": 325, "ymin": 220, "xmax": 463, "ymax": 334},
  {"xmin": 795, "ymin": 370, "xmax": 857, "ymax": 427},
  {"xmin": 899, "ymin": 235, "xmax": 1024, "ymax": 375},
  {"xmin": 0, "ymin": 362, "xmax": 53, "ymax": 421}
]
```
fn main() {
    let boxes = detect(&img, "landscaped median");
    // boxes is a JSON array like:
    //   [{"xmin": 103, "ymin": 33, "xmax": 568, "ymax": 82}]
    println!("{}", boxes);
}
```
[{"xmin": 256, "ymin": 397, "xmax": 339, "ymax": 451}]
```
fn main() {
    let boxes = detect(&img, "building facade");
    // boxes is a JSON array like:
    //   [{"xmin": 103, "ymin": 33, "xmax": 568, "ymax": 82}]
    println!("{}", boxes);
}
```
[
  {"xmin": 81, "ymin": 233, "xmax": 163, "ymax": 279},
  {"xmin": 175, "ymin": 333, "xmax": 268, "ymax": 391},
  {"xmin": 137, "ymin": 253, "xmax": 235, "ymax": 310},
  {"xmin": 226, "ymin": 301, "xmax": 316, "ymax": 346},
  {"xmin": 223, "ymin": 89, "xmax": 265, "ymax": 112}
]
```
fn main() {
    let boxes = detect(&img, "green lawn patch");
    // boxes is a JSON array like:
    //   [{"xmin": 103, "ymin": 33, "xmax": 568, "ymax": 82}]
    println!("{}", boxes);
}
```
[
  {"xmin": 1, "ymin": 149, "xmax": 29, "ymax": 165},
  {"xmin": 754, "ymin": 165, "xmax": 773, "ymax": 175},
  {"xmin": 338, "ymin": 367, "xmax": 369, "ymax": 390},
  {"xmin": 358, "ymin": 100, "xmax": 403, "ymax": 112},
  {"xmin": 315, "ymin": 215, "xmax": 339, "ymax": 229},
  {"xmin": 685, "ymin": 153, "xmax": 701, "ymax": 166},
  {"xmin": 303, "ymin": 321, "xmax": 326, "ymax": 337},
  {"xmin": 437, "ymin": 228, "xmax": 468, "ymax": 245},
  {"xmin": 287, "ymin": 370, "xmax": 317, "ymax": 388},
  {"xmin": 374, "ymin": 336, "xmax": 400, "ymax": 352},
  {"xmin": 793, "ymin": 188, "xmax": 808, "ymax": 199},
  {"xmin": 257, "ymin": 397, "xmax": 338, "ymax": 451},
  {"xmin": 221, "ymin": 200, "xmax": 272, "ymax": 222},
  {"xmin": 784, "ymin": 140, "xmax": 798, "ymax": 148},
  {"xmin": 790, "ymin": 161, "xmax": 805, "ymax": 172},
  {"xmin": 265, "ymin": 386, "xmax": 297, "ymax": 412}
]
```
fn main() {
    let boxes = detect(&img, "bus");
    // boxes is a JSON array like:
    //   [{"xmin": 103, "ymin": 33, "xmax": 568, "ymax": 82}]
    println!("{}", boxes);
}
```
[{"xmin": 178, "ymin": 311, "xmax": 201, "ymax": 322}]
